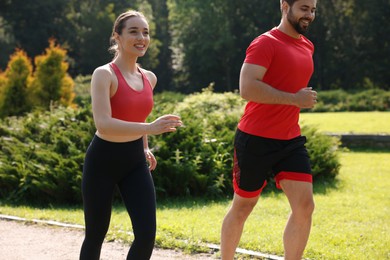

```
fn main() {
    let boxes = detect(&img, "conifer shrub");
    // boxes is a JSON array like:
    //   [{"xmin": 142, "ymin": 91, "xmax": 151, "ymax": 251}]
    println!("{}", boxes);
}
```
[
  {"xmin": 149, "ymin": 89, "xmax": 341, "ymax": 198},
  {"xmin": 0, "ymin": 49, "xmax": 33, "ymax": 117},
  {"xmin": 0, "ymin": 90, "xmax": 342, "ymax": 203},
  {"xmin": 31, "ymin": 39, "xmax": 75, "ymax": 108},
  {"xmin": 0, "ymin": 105, "xmax": 94, "ymax": 204}
]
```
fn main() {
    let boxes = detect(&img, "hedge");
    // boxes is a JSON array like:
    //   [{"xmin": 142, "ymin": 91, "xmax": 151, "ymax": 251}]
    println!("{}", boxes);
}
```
[{"xmin": 0, "ymin": 90, "xmax": 341, "ymax": 204}]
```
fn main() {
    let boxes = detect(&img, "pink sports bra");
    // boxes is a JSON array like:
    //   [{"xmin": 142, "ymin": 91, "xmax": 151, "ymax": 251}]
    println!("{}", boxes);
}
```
[{"xmin": 109, "ymin": 63, "xmax": 154, "ymax": 122}]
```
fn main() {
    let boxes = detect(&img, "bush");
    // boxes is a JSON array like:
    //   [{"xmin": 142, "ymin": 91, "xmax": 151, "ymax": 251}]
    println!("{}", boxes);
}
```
[
  {"xmin": 149, "ymin": 88, "xmax": 245, "ymax": 198},
  {"xmin": 0, "ymin": 105, "xmax": 94, "ymax": 204},
  {"xmin": 0, "ymin": 90, "xmax": 342, "ymax": 203},
  {"xmin": 149, "ymin": 89, "xmax": 341, "ymax": 198},
  {"xmin": 311, "ymin": 89, "xmax": 390, "ymax": 112}
]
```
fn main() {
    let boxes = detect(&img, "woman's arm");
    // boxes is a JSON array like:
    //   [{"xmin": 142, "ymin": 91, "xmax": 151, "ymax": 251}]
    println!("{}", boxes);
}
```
[{"xmin": 91, "ymin": 66, "xmax": 181, "ymax": 136}]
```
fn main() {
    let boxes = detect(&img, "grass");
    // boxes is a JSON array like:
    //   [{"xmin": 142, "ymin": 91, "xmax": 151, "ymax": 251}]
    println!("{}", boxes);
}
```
[
  {"xmin": 1, "ymin": 150, "xmax": 389, "ymax": 259},
  {"xmin": 300, "ymin": 111, "xmax": 390, "ymax": 134}
]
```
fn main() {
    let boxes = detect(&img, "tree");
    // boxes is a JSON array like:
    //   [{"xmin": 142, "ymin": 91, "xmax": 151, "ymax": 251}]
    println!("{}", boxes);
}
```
[
  {"xmin": 0, "ymin": 0, "xmax": 70, "ymax": 60},
  {"xmin": 65, "ymin": 2, "xmax": 116, "ymax": 75},
  {"xmin": 167, "ymin": 0, "xmax": 279, "ymax": 92},
  {"xmin": 31, "ymin": 39, "xmax": 75, "ymax": 108},
  {"xmin": 148, "ymin": 0, "xmax": 174, "ymax": 91},
  {"xmin": 0, "ymin": 49, "xmax": 33, "ymax": 117}
]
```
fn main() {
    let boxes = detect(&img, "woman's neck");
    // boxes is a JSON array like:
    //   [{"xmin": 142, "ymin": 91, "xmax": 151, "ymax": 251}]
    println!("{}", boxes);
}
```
[{"xmin": 113, "ymin": 55, "xmax": 138, "ymax": 74}]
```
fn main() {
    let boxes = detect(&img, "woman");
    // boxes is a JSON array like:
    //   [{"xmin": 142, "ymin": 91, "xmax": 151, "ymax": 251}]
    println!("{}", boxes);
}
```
[{"xmin": 79, "ymin": 10, "xmax": 182, "ymax": 260}]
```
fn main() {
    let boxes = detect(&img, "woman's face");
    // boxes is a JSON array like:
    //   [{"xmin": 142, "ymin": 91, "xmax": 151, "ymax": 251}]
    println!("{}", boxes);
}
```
[{"xmin": 117, "ymin": 16, "xmax": 150, "ymax": 57}]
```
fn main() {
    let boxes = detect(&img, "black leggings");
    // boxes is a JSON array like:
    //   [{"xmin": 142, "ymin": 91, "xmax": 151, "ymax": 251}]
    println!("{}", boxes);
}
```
[{"xmin": 80, "ymin": 135, "xmax": 156, "ymax": 260}]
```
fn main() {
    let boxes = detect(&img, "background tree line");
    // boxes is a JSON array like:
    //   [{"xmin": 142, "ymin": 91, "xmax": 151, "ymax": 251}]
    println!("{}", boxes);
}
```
[{"xmin": 0, "ymin": 0, "xmax": 389, "ymax": 94}]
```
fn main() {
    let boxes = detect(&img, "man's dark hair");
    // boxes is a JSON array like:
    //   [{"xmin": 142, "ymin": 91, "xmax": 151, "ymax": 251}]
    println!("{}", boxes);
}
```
[{"xmin": 282, "ymin": 0, "xmax": 298, "ymax": 6}]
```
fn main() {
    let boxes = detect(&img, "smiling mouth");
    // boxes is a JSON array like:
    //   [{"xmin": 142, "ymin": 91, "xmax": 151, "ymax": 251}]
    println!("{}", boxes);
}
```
[
  {"xmin": 301, "ymin": 19, "xmax": 311, "ymax": 26},
  {"xmin": 135, "ymin": 44, "xmax": 145, "ymax": 48}
]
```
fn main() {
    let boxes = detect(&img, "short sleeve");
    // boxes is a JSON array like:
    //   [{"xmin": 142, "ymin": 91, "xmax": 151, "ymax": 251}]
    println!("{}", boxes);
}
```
[{"xmin": 244, "ymin": 35, "xmax": 274, "ymax": 69}]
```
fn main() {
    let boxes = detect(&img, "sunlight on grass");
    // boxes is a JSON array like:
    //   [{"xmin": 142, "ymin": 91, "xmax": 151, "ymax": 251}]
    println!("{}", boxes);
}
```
[
  {"xmin": 299, "ymin": 111, "xmax": 390, "ymax": 134},
  {"xmin": 1, "ymin": 151, "xmax": 389, "ymax": 259}
]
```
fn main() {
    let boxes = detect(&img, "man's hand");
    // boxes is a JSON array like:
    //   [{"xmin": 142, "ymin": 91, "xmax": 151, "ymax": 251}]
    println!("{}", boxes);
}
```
[{"xmin": 292, "ymin": 87, "xmax": 317, "ymax": 108}]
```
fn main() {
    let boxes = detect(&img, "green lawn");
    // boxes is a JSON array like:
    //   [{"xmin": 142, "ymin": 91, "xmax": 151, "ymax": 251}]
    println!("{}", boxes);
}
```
[
  {"xmin": 300, "ymin": 111, "xmax": 390, "ymax": 134},
  {"xmin": 1, "ymin": 150, "xmax": 389, "ymax": 259}
]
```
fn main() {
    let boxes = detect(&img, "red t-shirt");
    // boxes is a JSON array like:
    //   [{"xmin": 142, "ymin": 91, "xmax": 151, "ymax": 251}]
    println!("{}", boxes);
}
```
[
  {"xmin": 110, "ymin": 63, "xmax": 154, "ymax": 122},
  {"xmin": 238, "ymin": 28, "xmax": 314, "ymax": 140}
]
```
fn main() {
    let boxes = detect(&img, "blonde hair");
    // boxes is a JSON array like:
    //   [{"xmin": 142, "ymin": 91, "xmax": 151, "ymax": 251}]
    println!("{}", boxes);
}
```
[{"xmin": 108, "ymin": 10, "xmax": 147, "ymax": 58}]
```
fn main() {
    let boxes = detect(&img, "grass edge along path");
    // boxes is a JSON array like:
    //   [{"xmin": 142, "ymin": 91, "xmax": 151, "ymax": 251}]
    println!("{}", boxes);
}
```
[{"xmin": 0, "ymin": 150, "xmax": 389, "ymax": 259}]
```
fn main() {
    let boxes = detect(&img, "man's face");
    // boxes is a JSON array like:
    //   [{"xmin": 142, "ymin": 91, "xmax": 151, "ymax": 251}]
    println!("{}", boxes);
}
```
[{"xmin": 287, "ymin": 0, "xmax": 317, "ymax": 34}]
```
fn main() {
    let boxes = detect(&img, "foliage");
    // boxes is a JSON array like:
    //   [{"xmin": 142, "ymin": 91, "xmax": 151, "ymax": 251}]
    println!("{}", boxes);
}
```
[
  {"xmin": 30, "ymin": 39, "xmax": 75, "ymax": 108},
  {"xmin": 0, "ymin": 41, "xmax": 76, "ymax": 117},
  {"xmin": 73, "ymin": 74, "xmax": 92, "ymax": 105},
  {"xmin": 149, "ymin": 90, "xmax": 341, "ymax": 198},
  {"xmin": 1, "ymin": 0, "xmax": 389, "ymax": 91},
  {"xmin": 310, "ymin": 89, "xmax": 390, "ymax": 112},
  {"xmin": 66, "ymin": 2, "xmax": 116, "ymax": 75},
  {"xmin": 167, "ymin": 0, "xmax": 279, "ymax": 92},
  {"xmin": 0, "ymin": 90, "xmax": 342, "ymax": 203},
  {"xmin": 0, "ymin": 49, "xmax": 33, "ymax": 117},
  {"xmin": 0, "ymin": 105, "xmax": 94, "ymax": 204},
  {"xmin": 149, "ymin": 88, "xmax": 244, "ymax": 198},
  {"xmin": 302, "ymin": 126, "xmax": 341, "ymax": 180}
]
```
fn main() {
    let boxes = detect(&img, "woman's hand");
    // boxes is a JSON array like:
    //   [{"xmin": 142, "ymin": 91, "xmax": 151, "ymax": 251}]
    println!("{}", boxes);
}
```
[
  {"xmin": 147, "ymin": 114, "xmax": 182, "ymax": 135},
  {"xmin": 144, "ymin": 148, "xmax": 157, "ymax": 171}
]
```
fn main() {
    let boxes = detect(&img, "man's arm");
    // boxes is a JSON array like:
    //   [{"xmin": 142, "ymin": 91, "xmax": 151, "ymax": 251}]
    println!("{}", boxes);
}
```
[{"xmin": 239, "ymin": 63, "xmax": 316, "ymax": 108}]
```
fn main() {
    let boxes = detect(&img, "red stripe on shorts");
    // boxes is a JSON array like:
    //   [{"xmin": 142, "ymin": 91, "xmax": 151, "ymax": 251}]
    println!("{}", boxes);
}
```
[{"xmin": 274, "ymin": 171, "xmax": 313, "ymax": 189}]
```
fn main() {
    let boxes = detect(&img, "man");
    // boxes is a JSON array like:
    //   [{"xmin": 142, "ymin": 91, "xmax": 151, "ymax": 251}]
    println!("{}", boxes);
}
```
[{"xmin": 220, "ymin": 0, "xmax": 317, "ymax": 259}]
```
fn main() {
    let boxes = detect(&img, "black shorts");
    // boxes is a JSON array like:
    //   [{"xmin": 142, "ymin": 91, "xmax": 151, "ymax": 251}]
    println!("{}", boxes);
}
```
[{"xmin": 233, "ymin": 129, "xmax": 312, "ymax": 198}]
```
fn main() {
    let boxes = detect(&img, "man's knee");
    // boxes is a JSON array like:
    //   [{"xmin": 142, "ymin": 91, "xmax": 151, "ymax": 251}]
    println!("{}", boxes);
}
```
[
  {"xmin": 293, "ymin": 197, "xmax": 315, "ymax": 219},
  {"xmin": 230, "ymin": 194, "xmax": 259, "ymax": 221}
]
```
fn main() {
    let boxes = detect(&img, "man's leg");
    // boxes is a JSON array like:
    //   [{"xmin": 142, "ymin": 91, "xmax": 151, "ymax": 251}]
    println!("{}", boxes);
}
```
[
  {"xmin": 279, "ymin": 180, "xmax": 315, "ymax": 260},
  {"xmin": 220, "ymin": 193, "xmax": 260, "ymax": 260}
]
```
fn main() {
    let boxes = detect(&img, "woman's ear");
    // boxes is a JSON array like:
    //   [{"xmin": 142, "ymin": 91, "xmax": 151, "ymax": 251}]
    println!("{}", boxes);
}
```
[{"xmin": 114, "ymin": 32, "xmax": 119, "ymax": 40}]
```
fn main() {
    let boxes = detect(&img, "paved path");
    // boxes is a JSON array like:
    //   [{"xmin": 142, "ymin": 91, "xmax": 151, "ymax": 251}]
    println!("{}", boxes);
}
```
[{"xmin": 0, "ymin": 218, "xmax": 216, "ymax": 260}]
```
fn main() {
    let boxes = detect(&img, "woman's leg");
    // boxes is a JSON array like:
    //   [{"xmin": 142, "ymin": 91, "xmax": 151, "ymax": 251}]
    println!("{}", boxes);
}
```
[
  {"xmin": 118, "ymin": 164, "xmax": 156, "ymax": 260},
  {"xmin": 80, "ymin": 139, "xmax": 116, "ymax": 260}
]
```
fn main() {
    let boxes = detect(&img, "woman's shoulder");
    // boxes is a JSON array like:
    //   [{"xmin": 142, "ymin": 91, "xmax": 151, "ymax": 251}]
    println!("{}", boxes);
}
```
[
  {"xmin": 139, "ymin": 67, "xmax": 157, "ymax": 88},
  {"xmin": 93, "ymin": 63, "xmax": 114, "ymax": 76},
  {"xmin": 91, "ymin": 63, "xmax": 115, "ymax": 88}
]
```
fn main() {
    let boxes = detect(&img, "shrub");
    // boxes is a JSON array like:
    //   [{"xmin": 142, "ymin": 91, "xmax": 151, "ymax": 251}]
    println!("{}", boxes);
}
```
[
  {"xmin": 0, "ymin": 49, "xmax": 33, "ymax": 117},
  {"xmin": 311, "ymin": 89, "xmax": 390, "ymax": 112},
  {"xmin": 0, "ymin": 90, "xmax": 342, "ymax": 203},
  {"xmin": 149, "ymin": 89, "xmax": 341, "ymax": 198},
  {"xmin": 149, "ymin": 88, "xmax": 245, "ymax": 198},
  {"xmin": 30, "ymin": 39, "xmax": 75, "ymax": 108},
  {"xmin": 0, "ymin": 105, "xmax": 94, "ymax": 204}
]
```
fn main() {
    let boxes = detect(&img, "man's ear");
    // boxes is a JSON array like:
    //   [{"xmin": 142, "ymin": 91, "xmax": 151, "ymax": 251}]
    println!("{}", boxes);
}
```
[{"xmin": 281, "ymin": 1, "xmax": 289, "ymax": 14}]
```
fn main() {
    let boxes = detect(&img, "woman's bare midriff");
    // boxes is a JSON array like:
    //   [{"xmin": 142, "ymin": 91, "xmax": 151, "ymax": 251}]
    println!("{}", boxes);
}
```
[{"xmin": 96, "ymin": 131, "xmax": 143, "ymax": 143}]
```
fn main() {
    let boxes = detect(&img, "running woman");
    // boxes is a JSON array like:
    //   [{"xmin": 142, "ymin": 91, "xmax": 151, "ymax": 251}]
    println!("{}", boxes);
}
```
[{"xmin": 79, "ymin": 10, "xmax": 182, "ymax": 260}]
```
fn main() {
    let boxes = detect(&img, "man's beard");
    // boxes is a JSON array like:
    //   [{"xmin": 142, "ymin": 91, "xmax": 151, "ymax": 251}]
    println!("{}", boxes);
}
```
[{"xmin": 287, "ymin": 9, "xmax": 310, "ymax": 34}]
